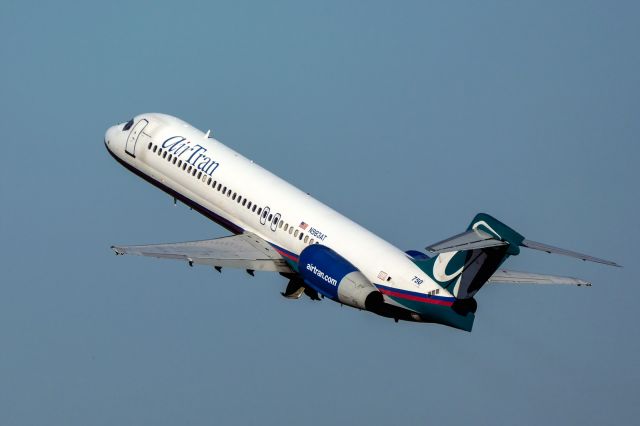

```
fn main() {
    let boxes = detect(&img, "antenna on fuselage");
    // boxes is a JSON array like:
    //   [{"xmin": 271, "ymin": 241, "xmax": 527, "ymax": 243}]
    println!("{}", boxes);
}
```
[{"xmin": 204, "ymin": 130, "xmax": 211, "ymax": 138}]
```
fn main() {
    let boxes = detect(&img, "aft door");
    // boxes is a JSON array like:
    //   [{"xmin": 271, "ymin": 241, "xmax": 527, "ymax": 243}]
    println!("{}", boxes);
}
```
[{"xmin": 125, "ymin": 119, "xmax": 148, "ymax": 157}]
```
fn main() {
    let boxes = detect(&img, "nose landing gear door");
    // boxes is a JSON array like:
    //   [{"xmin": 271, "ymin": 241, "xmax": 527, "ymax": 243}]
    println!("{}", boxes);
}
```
[{"xmin": 125, "ymin": 119, "xmax": 149, "ymax": 158}]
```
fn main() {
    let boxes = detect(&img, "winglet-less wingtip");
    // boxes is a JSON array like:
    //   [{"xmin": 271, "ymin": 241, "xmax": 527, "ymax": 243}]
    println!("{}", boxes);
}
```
[{"xmin": 111, "ymin": 246, "xmax": 125, "ymax": 256}]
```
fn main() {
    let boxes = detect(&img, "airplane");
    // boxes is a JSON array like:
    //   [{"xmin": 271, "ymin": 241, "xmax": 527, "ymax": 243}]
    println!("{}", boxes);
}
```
[{"xmin": 104, "ymin": 113, "xmax": 620, "ymax": 332}]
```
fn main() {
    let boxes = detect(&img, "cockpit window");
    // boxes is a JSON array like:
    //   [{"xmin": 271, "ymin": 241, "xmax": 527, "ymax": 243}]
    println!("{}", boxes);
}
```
[{"xmin": 123, "ymin": 119, "xmax": 134, "ymax": 131}]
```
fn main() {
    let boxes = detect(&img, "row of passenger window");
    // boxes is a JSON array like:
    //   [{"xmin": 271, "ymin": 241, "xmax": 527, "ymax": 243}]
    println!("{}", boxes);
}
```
[{"xmin": 147, "ymin": 142, "xmax": 317, "ymax": 245}]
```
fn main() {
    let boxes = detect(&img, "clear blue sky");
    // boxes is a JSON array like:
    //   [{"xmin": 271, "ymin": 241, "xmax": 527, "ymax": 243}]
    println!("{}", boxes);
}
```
[{"xmin": 1, "ymin": 1, "xmax": 638, "ymax": 425}]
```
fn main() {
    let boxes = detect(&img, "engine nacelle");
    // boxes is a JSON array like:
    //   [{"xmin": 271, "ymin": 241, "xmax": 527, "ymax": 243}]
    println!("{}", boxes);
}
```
[{"xmin": 299, "ymin": 244, "xmax": 381, "ymax": 310}]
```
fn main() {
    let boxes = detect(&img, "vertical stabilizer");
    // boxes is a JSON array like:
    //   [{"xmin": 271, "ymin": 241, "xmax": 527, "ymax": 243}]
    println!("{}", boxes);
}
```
[{"xmin": 415, "ymin": 213, "xmax": 525, "ymax": 299}]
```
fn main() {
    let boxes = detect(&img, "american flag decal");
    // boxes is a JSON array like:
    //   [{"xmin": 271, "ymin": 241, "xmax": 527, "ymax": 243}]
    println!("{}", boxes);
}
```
[{"xmin": 299, "ymin": 221, "xmax": 309, "ymax": 230}]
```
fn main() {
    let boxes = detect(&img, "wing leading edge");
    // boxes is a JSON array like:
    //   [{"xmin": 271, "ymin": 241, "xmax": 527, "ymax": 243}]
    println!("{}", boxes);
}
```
[{"xmin": 111, "ymin": 233, "xmax": 291, "ymax": 273}]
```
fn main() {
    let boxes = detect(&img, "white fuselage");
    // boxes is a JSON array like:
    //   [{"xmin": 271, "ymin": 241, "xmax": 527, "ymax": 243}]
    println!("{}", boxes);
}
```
[{"xmin": 104, "ymin": 113, "xmax": 452, "ymax": 307}]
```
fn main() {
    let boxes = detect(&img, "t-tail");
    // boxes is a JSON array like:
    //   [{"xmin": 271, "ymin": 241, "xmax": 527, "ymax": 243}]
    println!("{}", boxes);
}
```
[{"xmin": 412, "ymin": 213, "xmax": 620, "ymax": 332}]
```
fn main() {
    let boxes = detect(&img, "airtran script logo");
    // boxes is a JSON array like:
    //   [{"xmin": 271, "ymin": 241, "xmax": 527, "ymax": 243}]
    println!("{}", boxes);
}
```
[
  {"xmin": 162, "ymin": 136, "xmax": 220, "ymax": 176},
  {"xmin": 306, "ymin": 264, "xmax": 338, "ymax": 286}
]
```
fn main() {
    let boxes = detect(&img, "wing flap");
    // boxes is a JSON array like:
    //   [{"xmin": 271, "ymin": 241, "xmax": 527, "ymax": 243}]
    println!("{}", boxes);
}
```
[
  {"xmin": 111, "ymin": 233, "xmax": 291, "ymax": 272},
  {"xmin": 488, "ymin": 269, "xmax": 591, "ymax": 286}
]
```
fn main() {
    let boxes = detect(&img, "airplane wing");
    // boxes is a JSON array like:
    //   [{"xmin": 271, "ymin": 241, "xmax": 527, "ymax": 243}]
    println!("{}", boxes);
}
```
[
  {"xmin": 111, "ymin": 233, "xmax": 292, "ymax": 273},
  {"xmin": 488, "ymin": 269, "xmax": 591, "ymax": 286}
]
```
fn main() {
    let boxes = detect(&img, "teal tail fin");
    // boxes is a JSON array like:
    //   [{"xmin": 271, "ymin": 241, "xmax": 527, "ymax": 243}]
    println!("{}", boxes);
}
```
[
  {"xmin": 409, "ymin": 213, "xmax": 619, "ymax": 331},
  {"xmin": 414, "ymin": 213, "xmax": 524, "ymax": 299},
  {"xmin": 414, "ymin": 212, "xmax": 619, "ymax": 301}
]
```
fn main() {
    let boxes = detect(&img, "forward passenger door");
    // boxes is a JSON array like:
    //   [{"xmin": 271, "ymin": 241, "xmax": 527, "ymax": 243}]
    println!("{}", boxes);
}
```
[{"xmin": 125, "ymin": 119, "xmax": 149, "ymax": 157}]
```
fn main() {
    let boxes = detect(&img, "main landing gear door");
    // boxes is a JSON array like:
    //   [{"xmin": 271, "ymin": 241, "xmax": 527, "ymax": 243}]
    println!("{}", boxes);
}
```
[{"xmin": 125, "ymin": 119, "xmax": 149, "ymax": 157}]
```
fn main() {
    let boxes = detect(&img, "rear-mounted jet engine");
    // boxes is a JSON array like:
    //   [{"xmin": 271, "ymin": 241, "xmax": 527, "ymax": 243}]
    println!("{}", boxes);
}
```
[{"xmin": 298, "ymin": 244, "xmax": 383, "ymax": 311}]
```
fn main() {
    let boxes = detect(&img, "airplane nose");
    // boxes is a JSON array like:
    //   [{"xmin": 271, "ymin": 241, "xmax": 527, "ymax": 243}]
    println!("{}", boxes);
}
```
[{"xmin": 104, "ymin": 125, "xmax": 118, "ymax": 147}]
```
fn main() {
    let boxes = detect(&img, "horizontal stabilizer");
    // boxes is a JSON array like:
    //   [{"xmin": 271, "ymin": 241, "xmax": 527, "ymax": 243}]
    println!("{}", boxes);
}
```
[
  {"xmin": 488, "ymin": 269, "xmax": 590, "ymax": 286},
  {"xmin": 521, "ymin": 239, "xmax": 621, "ymax": 267},
  {"xmin": 426, "ymin": 228, "xmax": 508, "ymax": 254}
]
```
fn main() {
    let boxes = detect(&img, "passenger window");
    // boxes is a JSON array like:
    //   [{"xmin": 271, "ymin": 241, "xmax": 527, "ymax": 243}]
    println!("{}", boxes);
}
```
[
  {"xmin": 270, "ymin": 213, "xmax": 281, "ymax": 232},
  {"xmin": 192, "ymin": 169, "xmax": 197, "ymax": 176},
  {"xmin": 227, "ymin": 189, "xmax": 232, "ymax": 196},
  {"xmin": 260, "ymin": 207, "xmax": 270, "ymax": 225},
  {"xmin": 208, "ymin": 177, "xmax": 212, "ymax": 185},
  {"xmin": 168, "ymin": 154, "xmax": 172, "ymax": 162},
  {"xmin": 202, "ymin": 175, "xmax": 207, "ymax": 182},
  {"xmin": 152, "ymin": 145, "xmax": 157, "ymax": 153},
  {"xmin": 237, "ymin": 196, "xmax": 242, "ymax": 204},
  {"xmin": 257, "ymin": 208, "xmax": 262, "ymax": 215},
  {"xmin": 198, "ymin": 171, "xmax": 202, "ymax": 179},
  {"xmin": 289, "ymin": 227, "xmax": 293, "ymax": 234},
  {"xmin": 247, "ymin": 201, "xmax": 252, "ymax": 209},
  {"xmin": 162, "ymin": 151, "xmax": 167, "ymax": 159},
  {"xmin": 283, "ymin": 224, "xmax": 288, "ymax": 231},
  {"xmin": 304, "ymin": 235, "xmax": 309, "ymax": 243},
  {"xmin": 278, "ymin": 220, "xmax": 283, "ymax": 228},
  {"xmin": 268, "ymin": 214, "xmax": 273, "ymax": 221},
  {"xmin": 309, "ymin": 238, "xmax": 314, "ymax": 245},
  {"xmin": 232, "ymin": 193, "xmax": 236, "ymax": 201},
  {"xmin": 173, "ymin": 157, "xmax": 177, "ymax": 165},
  {"xmin": 242, "ymin": 199, "xmax": 247, "ymax": 206},
  {"xmin": 217, "ymin": 184, "xmax": 222, "ymax": 191},
  {"xmin": 158, "ymin": 149, "xmax": 163, "ymax": 156},
  {"xmin": 188, "ymin": 165, "xmax": 192, "ymax": 173},
  {"xmin": 148, "ymin": 142, "xmax": 152, "ymax": 150},
  {"xmin": 294, "ymin": 229, "xmax": 299, "ymax": 237},
  {"xmin": 252, "ymin": 205, "xmax": 256, "ymax": 212},
  {"xmin": 299, "ymin": 233, "xmax": 304, "ymax": 241},
  {"xmin": 223, "ymin": 186, "xmax": 227, "ymax": 193},
  {"xmin": 182, "ymin": 163, "xmax": 187, "ymax": 170}
]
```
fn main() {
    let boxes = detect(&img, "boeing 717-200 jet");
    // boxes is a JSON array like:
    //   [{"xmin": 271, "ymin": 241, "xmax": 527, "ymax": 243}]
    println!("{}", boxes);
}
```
[{"xmin": 104, "ymin": 113, "xmax": 619, "ymax": 332}]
